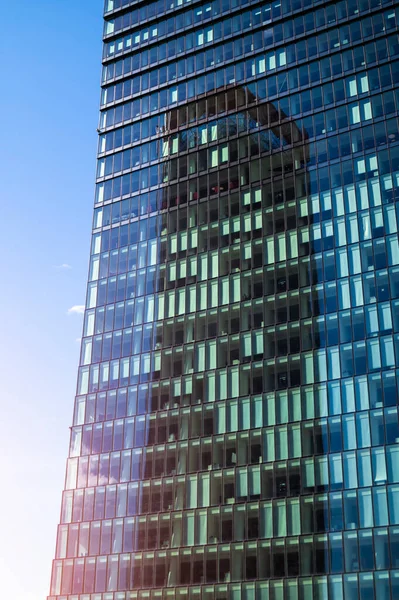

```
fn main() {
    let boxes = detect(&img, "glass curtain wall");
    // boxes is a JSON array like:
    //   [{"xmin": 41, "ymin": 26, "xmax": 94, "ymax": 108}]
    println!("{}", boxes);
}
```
[{"xmin": 49, "ymin": 0, "xmax": 399, "ymax": 599}]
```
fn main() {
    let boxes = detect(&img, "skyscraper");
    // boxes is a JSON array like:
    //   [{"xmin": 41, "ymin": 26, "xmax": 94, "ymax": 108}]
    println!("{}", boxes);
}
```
[{"xmin": 48, "ymin": 0, "xmax": 399, "ymax": 599}]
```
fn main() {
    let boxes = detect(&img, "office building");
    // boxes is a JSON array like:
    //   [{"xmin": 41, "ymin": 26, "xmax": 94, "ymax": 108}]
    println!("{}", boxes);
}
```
[{"xmin": 49, "ymin": 0, "xmax": 399, "ymax": 599}]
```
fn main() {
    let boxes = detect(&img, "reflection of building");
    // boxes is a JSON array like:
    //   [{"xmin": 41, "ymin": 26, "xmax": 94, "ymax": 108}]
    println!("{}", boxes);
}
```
[
  {"xmin": 160, "ymin": 85, "xmax": 309, "ymax": 211},
  {"xmin": 49, "ymin": 1, "xmax": 399, "ymax": 599}
]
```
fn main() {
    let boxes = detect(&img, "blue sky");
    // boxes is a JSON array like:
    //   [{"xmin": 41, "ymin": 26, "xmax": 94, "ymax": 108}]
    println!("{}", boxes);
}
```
[{"xmin": 0, "ymin": 2, "xmax": 103, "ymax": 597}]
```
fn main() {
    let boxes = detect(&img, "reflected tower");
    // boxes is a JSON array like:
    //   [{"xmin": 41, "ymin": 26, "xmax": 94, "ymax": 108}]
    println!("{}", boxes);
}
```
[{"xmin": 49, "ymin": 1, "xmax": 399, "ymax": 600}]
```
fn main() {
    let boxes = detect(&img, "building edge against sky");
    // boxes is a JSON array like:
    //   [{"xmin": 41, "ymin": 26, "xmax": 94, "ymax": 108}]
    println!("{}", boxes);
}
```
[{"xmin": 48, "ymin": 0, "xmax": 399, "ymax": 599}]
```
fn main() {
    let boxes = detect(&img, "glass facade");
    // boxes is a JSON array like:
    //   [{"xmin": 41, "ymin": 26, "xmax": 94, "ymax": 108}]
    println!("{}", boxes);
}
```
[{"xmin": 48, "ymin": 0, "xmax": 399, "ymax": 599}]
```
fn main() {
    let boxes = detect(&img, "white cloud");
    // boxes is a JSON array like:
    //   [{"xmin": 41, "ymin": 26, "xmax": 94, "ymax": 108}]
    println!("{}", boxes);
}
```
[
  {"xmin": 67, "ymin": 305, "xmax": 85, "ymax": 316},
  {"xmin": 75, "ymin": 338, "xmax": 82, "ymax": 344},
  {"xmin": 54, "ymin": 263, "xmax": 72, "ymax": 270}
]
